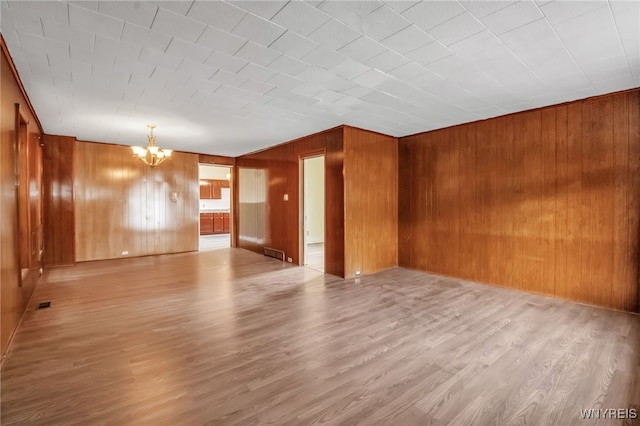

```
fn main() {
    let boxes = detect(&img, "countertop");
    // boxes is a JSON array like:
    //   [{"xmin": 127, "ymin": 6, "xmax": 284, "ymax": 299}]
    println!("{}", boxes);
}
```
[{"xmin": 200, "ymin": 209, "xmax": 230, "ymax": 213}]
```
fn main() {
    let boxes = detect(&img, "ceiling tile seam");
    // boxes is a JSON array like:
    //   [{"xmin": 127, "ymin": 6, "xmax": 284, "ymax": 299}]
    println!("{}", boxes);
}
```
[
  {"xmin": 427, "ymin": 59, "xmax": 517, "ymax": 104},
  {"xmin": 538, "ymin": 1, "xmax": 608, "ymax": 26},
  {"xmin": 38, "ymin": 16, "xmax": 45, "ymax": 43},
  {"xmin": 367, "ymin": 2, "xmax": 385, "ymax": 16},
  {"xmin": 606, "ymin": 2, "xmax": 634, "ymax": 80},
  {"xmin": 312, "ymin": 5, "xmax": 368, "ymax": 38},
  {"xmin": 184, "ymin": 1, "xmax": 196, "ymax": 17},
  {"xmin": 267, "ymin": 29, "xmax": 288, "ymax": 50},
  {"xmin": 227, "ymin": 5, "xmax": 249, "ymax": 34},
  {"xmin": 460, "ymin": 14, "xmax": 552, "ymax": 96},
  {"xmin": 117, "ymin": 14, "xmax": 126, "ymax": 44},
  {"xmin": 460, "ymin": 0, "xmax": 513, "ymax": 20},
  {"xmin": 358, "ymin": 10, "xmax": 408, "ymax": 43},
  {"xmin": 533, "ymin": 15, "xmax": 598, "ymax": 88},
  {"xmin": 369, "ymin": 46, "xmax": 510, "ymax": 111},
  {"xmin": 227, "ymin": 37, "xmax": 251, "ymax": 60},
  {"xmin": 403, "ymin": 1, "xmax": 467, "ymax": 32},
  {"xmin": 376, "ymin": 22, "xmax": 414, "ymax": 49},
  {"xmin": 266, "ymin": 0, "xmax": 294, "ymax": 22},
  {"xmin": 533, "ymin": 2, "xmax": 602, "ymax": 87},
  {"xmin": 148, "ymin": 4, "xmax": 160, "ymax": 31},
  {"xmin": 65, "ymin": 2, "xmax": 71, "ymax": 34},
  {"xmin": 424, "ymin": 2, "xmax": 560, "ymax": 93},
  {"xmin": 362, "ymin": 87, "xmax": 447, "ymax": 122}
]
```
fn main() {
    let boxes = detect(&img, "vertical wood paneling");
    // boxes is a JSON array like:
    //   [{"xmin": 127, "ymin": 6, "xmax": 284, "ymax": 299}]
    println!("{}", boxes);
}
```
[
  {"xmin": 541, "ymin": 107, "xmax": 557, "ymax": 296},
  {"xmin": 237, "ymin": 126, "xmax": 396, "ymax": 279},
  {"xmin": 521, "ymin": 110, "xmax": 544, "ymax": 295},
  {"xmin": 565, "ymin": 101, "xmax": 583, "ymax": 302},
  {"xmin": 443, "ymin": 127, "xmax": 460, "ymax": 276},
  {"xmin": 397, "ymin": 138, "xmax": 412, "ymax": 267},
  {"xmin": 343, "ymin": 127, "xmax": 398, "ymax": 278},
  {"xmin": 324, "ymin": 133, "xmax": 345, "ymax": 277},
  {"xmin": 74, "ymin": 141, "xmax": 199, "ymax": 262},
  {"xmin": 580, "ymin": 100, "xmax": 594, "ymax": 304},
  {"xmin": 42, "ymin": 135, "xmax": 75, "ymax": 266},
  {"xmin": 17, "ymin": 115, "xmax": 30, "ymax": 268},
  {"xmin": 626, "ymin": 91, "xmax": 640, "ymax": 311},
  {"xmin": 590, "ymin": 96, "xmax": 614, "ymax": 307},
  {"xmin": 554, "ymin": 105, "xmax": 569, "ymax": 299},
  {"xmin": 459, "ymin": 123, "xmax": 478, "ymax": 280},
  {"xmin": 1, "ymin": 42, "xmax": 43, "ymax": 356},
  {"xmin": 612, "ymin": 93, "xmax": 629, "ymax": 310},
  {"xmin": 236, "ymin": 127, "xmax": 344, "ymax": 276},
  {"xmin": 512, "ymin": 113, "xmax": 526, "ymax": 291},
  {"xmin": 500, "ymin": 116, "xmax": 516, "ymax": 287},
  {"xmin": 476, "ymin": 120, "xmax": 492, "ymax": 284},
  {"xmin": 398, "ymin": 89, "xmax": 640, "ymax": 312}
]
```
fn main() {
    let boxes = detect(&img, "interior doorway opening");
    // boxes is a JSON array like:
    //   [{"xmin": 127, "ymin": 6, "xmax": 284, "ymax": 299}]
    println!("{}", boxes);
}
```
[
  {"xmin": 198, "ymin": 164, "xmax": 232, "ymax": 251},
  {"xmin": 302, "ymin": 155, "xmax": 325, "ymax": 272}
]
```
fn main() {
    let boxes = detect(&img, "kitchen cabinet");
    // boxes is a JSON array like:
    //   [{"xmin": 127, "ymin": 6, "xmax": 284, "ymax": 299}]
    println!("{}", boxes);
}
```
[
  {"xmin": 200, "ymin": 179, "xmax": 228, "ymax": 200},
  {"xmin": 223, "ymin": 213, "xmax": 230, "ymax": 233},
  {"xmin": 212, "ymin": 181, "xmax": 222, "ymax": 199},
  {"xmin": 213, "ymin": 213, "xmax": 224, "ymax": 233},
  {"xmin": 200, "ymin": 213, "xmax": 213, "ymax": 235},
  {"xmin": 199, "ymin": 181, "xmax": 213, "ymax": 199},
  {"xmin": 200, "ymin": 212, "xmax": 230, "ymax": 235}
]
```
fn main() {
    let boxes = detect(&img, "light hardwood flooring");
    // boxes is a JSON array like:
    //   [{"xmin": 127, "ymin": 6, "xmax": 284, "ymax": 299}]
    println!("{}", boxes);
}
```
[{"xmin": 1, "ymin": 248, "xmax": 639, "ymax": 425}]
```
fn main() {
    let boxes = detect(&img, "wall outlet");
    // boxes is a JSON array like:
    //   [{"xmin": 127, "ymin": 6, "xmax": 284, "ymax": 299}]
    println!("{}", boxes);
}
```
[
  {"xmin": 355, "ymin": 270, "xmax": 361, "ymax": 276},
  {"xmin": 121, "ymin": 250, "xmax": 129, "ymax": 255},
  {"xmin": 287, "ymin": 257, "xmax": 292, "ymax": 262}
]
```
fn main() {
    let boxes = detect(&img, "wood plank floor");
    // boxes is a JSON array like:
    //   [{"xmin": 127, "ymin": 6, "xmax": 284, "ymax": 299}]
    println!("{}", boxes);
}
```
[{"xmin": 1, "ymin": 248, "xmax": 639, "ymax": 425}]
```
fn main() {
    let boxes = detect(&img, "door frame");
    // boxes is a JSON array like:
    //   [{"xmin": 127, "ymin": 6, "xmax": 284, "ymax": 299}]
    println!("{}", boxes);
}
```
[
  {"xmin": 298, "ymin": 150, "xmax": 325, "ymax": 268},
  {"xmin": 197, "ymin": 163, "xmax": 234, "ymax": 249}
]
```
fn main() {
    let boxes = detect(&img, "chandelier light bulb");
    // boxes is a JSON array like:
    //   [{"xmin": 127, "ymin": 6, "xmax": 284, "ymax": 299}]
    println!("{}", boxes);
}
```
[{"xmin": 131, "ymin": 124, "xmax": 173, "ymax": 167}]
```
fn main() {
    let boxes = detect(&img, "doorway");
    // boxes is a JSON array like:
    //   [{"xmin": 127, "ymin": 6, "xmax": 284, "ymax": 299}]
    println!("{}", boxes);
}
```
[
  {"xmin": 302, "ymin": 155, "xmax": 324, "ymax": 272},
  {"xmin": 198, "ymin": 164, "xmax": 232, "ymax": 251}
]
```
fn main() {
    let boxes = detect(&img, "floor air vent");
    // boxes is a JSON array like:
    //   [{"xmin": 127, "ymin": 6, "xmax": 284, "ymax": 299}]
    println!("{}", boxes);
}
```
[
  {"xmin": 37, "ymin": 301, "xmax": 51, "ymax": 310},
  {"xmin": 264, "ymin": 247, "xmax": 285, "ymax": 261}
]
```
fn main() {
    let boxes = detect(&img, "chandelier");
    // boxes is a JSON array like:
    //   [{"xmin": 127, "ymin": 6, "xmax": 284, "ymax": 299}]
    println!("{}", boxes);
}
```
[{"xmin": 131, "ymin": 125, "xmax": 173, "ymax": 167}]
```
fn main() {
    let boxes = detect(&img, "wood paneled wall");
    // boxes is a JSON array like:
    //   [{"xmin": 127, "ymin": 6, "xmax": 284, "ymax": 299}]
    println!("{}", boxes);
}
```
[
  {"xmin": 43, "ymin": 134, "xmax": 75, "ymax": 266},
  {"xmin": 344, "ymin": 127, "xmax": 398, "ymax": 278},
  {"xmin": 1, "ymin": 38, "xmax": 43, "ymax": 356},
  {"xmin": 399, "ymin": 89, "xmax": 640, "ymax": 312},
  {"xmin": 236, "ymin": 126, "xmax": 400, "ymax": 279},
  {"xmin": 74, "ymin": 141, "xmax": 199, "ymax": 262},
  {"xmin": 236, "ymin": 127, "xmax": 345, "ymax": 276}
]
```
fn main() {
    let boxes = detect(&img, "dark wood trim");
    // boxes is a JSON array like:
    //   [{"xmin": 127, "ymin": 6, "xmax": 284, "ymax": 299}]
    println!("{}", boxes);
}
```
[
  {"xmin": 298, "ymin": 148, "xmax": 326, "ymax": 159},
  {"xmin": 1, "ymin": 35, "xmax": 43, "ymax": 133},
  {"xmin": 231, "ymin": 162, "xmax": 239, "ymax": 248},
  {"xmin": 15, "ymin": 104, "xmax": 29, "ymax": 284},
  {"xmin": 198, "ymin": 154, "xmax": 234, "ymax": 166}
]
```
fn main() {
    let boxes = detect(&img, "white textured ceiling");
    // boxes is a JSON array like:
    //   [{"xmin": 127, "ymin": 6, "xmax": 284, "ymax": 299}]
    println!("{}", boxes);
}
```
[{"xmin": 1, "ymin": 1, "xmax": 638, "ymax": 156}]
